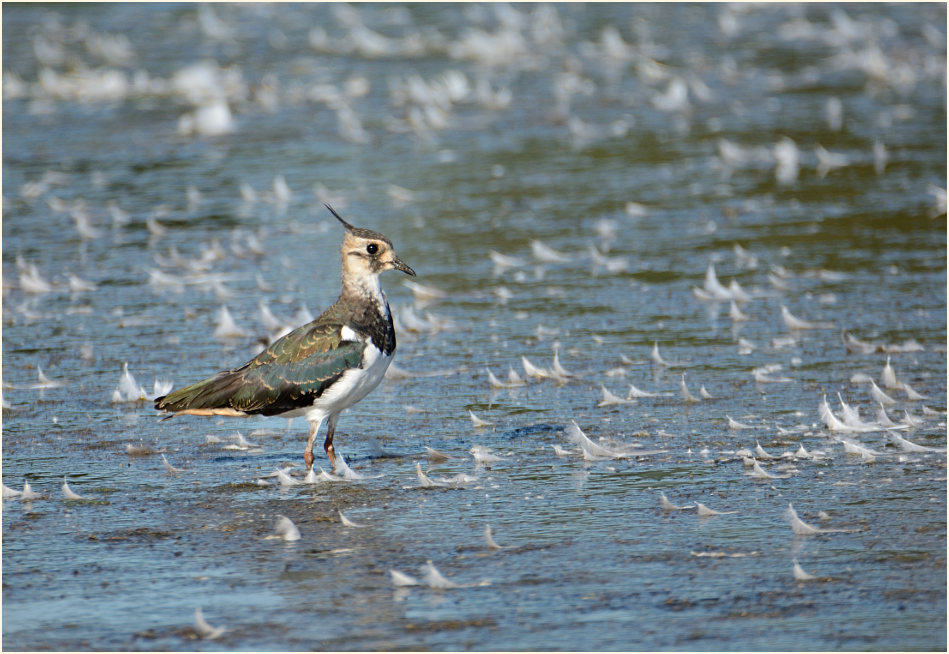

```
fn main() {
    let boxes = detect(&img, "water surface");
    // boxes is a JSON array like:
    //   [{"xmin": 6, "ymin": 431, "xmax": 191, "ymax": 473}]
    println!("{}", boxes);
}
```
[{"xmin": 3, "ymin": 3, "xmax": 946, "ymax": 651}]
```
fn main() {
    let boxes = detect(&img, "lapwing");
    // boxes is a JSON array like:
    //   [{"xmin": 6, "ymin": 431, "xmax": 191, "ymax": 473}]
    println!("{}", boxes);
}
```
[{"xmin": 154, "ymin": 205, "xmax": 415, "ymax": 471}]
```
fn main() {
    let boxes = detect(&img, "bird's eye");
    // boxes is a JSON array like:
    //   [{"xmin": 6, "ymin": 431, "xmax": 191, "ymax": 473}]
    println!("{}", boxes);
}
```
[{"xmin": 366, "ymin": 243, "xmax": 379, "ymax": 255}]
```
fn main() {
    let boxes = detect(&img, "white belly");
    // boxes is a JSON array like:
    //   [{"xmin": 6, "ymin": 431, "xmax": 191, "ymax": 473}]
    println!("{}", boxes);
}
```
[{"xmin": 304, "ymin": 345, "xmax": 392, "ymax": 422}]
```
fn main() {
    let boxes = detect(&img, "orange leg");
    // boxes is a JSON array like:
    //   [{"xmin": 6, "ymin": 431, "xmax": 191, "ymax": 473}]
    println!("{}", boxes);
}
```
[
  {"xmin": 304, "ymin": 418, "xmax": 323, "ymax": 470},
  {"xmin": 324, "ymin": 413, "xmax": 339, "ymax": 471}
]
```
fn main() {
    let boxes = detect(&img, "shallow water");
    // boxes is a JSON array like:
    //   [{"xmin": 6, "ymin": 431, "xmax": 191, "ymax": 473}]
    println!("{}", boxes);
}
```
[{"xmin": 2, "ymin": 3, "xmax": 947, "ymax": 651}]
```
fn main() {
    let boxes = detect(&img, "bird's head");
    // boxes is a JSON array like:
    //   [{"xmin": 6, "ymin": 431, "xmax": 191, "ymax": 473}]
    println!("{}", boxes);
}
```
[{"xmin": 327, "ymin": 204, "xmax": 416, "ymax": 279}]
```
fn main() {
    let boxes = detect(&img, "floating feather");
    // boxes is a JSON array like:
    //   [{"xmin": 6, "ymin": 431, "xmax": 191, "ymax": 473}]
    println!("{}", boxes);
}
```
[
  {"xmin": 521, "ymin": 356, "xmax": 551, "ymax": 380},
  {"xmin": 470, "ymin": 446, "xmax": 503, "ymax": 464},
  {"xmin": 338, "ymin": 510, "xmax": 365, "ymax": 528},
  {"xmin": 390, "ymin": 569, "xmax": 420, "ymax": 587},
  {"xmin": 727, "ymin": 415, "xmax": 753, "ymax": 430},
  {"xmin": 552, "ymin": 445, "xmax": 573, "ymax": 457},
  {"xmin": 530, "ymin": 239, "xmax": 571, "ymax": 264},
  {"xmin": 213, "ymin": 305, "xmax": 247, "ymax": 339},
  {"xmin": 651, "ymin": 342, "xmax": 675, "ymax": 367},
  {"xmin": 468, "ymin": 410, "xmax": 495, "ymax": 428},
  {"xmin": 112, "ymin": 362, "xmax": 146, "ymax": 403},
  {"xmin": 599, "ymin": 385, "xmax": 632, "ymax": 407},
  {"xmin": 887, "ymin": 431, "xmax": 943, "ymax": 453},
  {"xmin": 876, "ymin": 402, "xmax": 909, "ymax": 429},
  {"xmin": 415, "ymin": 462, "xmax": 438, "ymax": 487},
  {"xmin": 781, "ymin": 305, "xmax": 833, "ymax": 330},
  {"xmin": 421, "ymin": 560, "xmax": 460, "ymax": 589},
  {"xmin": 489, "ymin": 250, "xmax": 525, "ymax": 272},
  {"xmin": 484, "ymin": 524, "xmax": 504, "ymax": 550},
  {"xmin": 679, "ymin": 374, "xmax": 700, "ymax": 403},
  {"xmin": 836, "ymin": 393, "xmax": 879, "ymax": 431},
  {"xmin": 565, "ymin": 421, "xmax": 616, "ymax": 459},
  {"xmin": 659, "ymin": 491, "xmax": 694, "ymax": 512},
  {"xmin": 161, "ymin": 454, "xmax": 184, "ymax": 473},
  {"xmin": 551, "ymin": 350, "xmax": 574, "ymax": 378},
  {"xmin": 792, "ymin": 559, "xmax": 819, "ymax": 581},
  {"xmin": 19, "ymin": 482, "xmax": 40, "ymax": 501},
  {"xmin": 901, "ymin": 382, "xmax": 929, "ymax": 401},
  {"xmin": 749, "ymin": 460, "xmax": 789, "ymax": 480},
  {"xmin": 33, "ymin": 366, "xmax": 65, "ymax": 389},
  {"xmin": 424, "ymin": 446, "xmax": 450, "ymax": 462},
  {"xmin": 785, "ymin": 503, "xmax": 822, "ymax": 535},
  {"xmin": 840, "ymin": 439, "xmax": 876, "ymax": 462},
  {"xmin": 819, "ymin": 395, "xmax": 862, "ymax": 432},
  {"xmin": 729, "ymin": 300, "xmax": 750, "ymax": 321},
  {"xmin": 703, "ymin": 264, "xmax": 733, "ymax": 300},
  {"xmin": 881, "ymin": 357, "xmax": 899, "ymax": 389},
  {"xmin": 194, "ymin": 607, "xmax": 226, "ymax": 640},
  {"xmin": 404, "ymin": 280, "xmax": 446, "ymax": 306},
  {"xmin": 627, "ymin": 382, "xmax": 661, "ymax": 398},
  {"xmin": 273, "ymin": 515, "xmax": 301, "ymax": 542},
  {"xmin": 903, "ymin": 410, "xmax": 924, "ymax": 428},
  {"xmin": 869, "ymin": 379, "xmax": 897, "ymax": 406},
  {"xmin": 62, "ymin": 478, "xmax": 84, "ymax": 500},
  {"xmin": 333, "ymin": 453, "xmax": 381, "ymax": 480},
  {"xmin": 696, "ymin": 502, "xmax": 736, "ymax": 516}
]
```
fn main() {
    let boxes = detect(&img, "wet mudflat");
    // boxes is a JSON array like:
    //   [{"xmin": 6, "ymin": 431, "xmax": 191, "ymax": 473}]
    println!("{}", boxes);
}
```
[{"xmin": 2, "ymin": 3, "xmax": 946, "ymax": 651}]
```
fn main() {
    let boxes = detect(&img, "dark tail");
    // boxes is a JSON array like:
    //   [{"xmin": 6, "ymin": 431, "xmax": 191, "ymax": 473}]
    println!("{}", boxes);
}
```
[{"xmin": 154, "ymin": 370, "xmax": 243, "ymax": 413}]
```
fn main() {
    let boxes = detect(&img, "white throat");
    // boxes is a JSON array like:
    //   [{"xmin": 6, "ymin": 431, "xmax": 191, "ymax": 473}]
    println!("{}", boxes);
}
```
[{"xmin": 344, "ymin": 270, "xmax": 388, "ymax": 314}]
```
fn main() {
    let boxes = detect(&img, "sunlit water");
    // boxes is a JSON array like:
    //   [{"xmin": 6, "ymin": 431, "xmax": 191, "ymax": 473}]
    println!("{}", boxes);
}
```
[{"xmin": 2, "ymin": 3, "xmax": 946, "ymax": 651}]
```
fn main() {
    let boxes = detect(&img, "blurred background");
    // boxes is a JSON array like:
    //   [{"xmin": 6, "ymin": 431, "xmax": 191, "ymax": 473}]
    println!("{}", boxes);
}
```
[{"xmin": 2, "ymin": 3, "xmax": 946, "ymax": 651}]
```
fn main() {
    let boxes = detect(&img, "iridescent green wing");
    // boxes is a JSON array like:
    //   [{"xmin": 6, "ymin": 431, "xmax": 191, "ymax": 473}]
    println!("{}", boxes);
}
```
[
  {"xmin": 155, "ymin": 319, "xmax": 364, "ymax": 415},
  {"xmin": 228, "ymin": 320, "xmax": 365, "ymax": 414}
]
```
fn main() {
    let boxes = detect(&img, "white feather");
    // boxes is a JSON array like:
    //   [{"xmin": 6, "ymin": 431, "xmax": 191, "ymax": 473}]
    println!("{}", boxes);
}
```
[
  {"xmin": 484, "ymin": 524, "xmax": 503, "ymax": 550},
  {"xmin": 781, "ymin": 305, "xmax": 833, "ymax": 330},
  {"xmin": 521, "ymin": 356, "xmax": 551, "ymax": 380},
  {"xmin": 565, "ymin": 421, "xmax": 616, "ymax": 459},
  {"xmin": 213, "ymin": 305, "xmax": 247, "ymax": 339},
  {"xmin": 421, "ymin": 560, "xmax": 459, "ymax": 589},
  {"xmin": 551, "ymin": 351, "xmax": 573, "ymax": 378},
  {"xmin": 161, "ymin": 454, "xmax": 184, "ymax": 473},
  {"xmin": 530, "ymin": 239, "xmax": 571, "ymax": 263},
  {"xmin": 470, "ymin": 446, "xmax": 503, "ymax": 464},
  {"xmin": 869, "ymin": 379, "xmax": 897, "ymax": 406},
  {"xmin": 468, "ymin": 410, "xmax": 495, "ymax": 427},
  {"xmin": 390, "ymin": 569, "xmax": 420, "ymax": 586},
  {"xmin": 62, "ymin": 478, "xmax": 84, "ymax": 500},
  {"xmin": 680, "ymin": 373, "xmax": 700, "ymax": 403},
  {"xmin": 792, "ymin": 559, "xmax": 819, "ymax": 581},
  {"xmin": 696, "ymin": 502, "xmax": 736, "ymax": 516},
  {"xmin": 599, "ymin": 385, "xmax": 632, "ymax": 407},
  {"xmin": 274, "ymin": 515, "xmax": 301, "ymax": 542},
  {"xmin": 338, "ymin": 510, "xmax": 365, "ymax": 528},
  {"xmin": 727, "ymin": 415, "xmax": 753, "ymax": 430},
  {"xmin": 659, "ymin": 491, "xmax": 694, "ymax": 511},
  {"xmin": 785, "ymin": 503, "xmax": 821, "ymax": 535},
  {"xmin": 194, "ymin": 607, "xmax": 226, "ymax": 640},
  {"xmin": 20, "ymin": 482, "xmax": 39, "ymax": 501},
  {"xmin": 881, "ymin": 356, "xmax": 899, "ymax": 389},
  {"xmin": 627, "ymin": 382, "xmax": 660, "ymax": 398}
]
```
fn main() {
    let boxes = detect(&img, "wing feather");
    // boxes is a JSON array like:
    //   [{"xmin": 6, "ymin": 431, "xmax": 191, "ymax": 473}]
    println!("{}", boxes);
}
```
[{"xmin": 155, "ymin": 319, "xmax": 365, "ymax": 416}]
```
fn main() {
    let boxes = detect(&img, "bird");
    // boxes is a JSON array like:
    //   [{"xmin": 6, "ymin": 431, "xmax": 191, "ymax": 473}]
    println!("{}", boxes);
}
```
[{"xmin": 154, "ymin": 204, "xmax": 415, "ymax": 471}]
